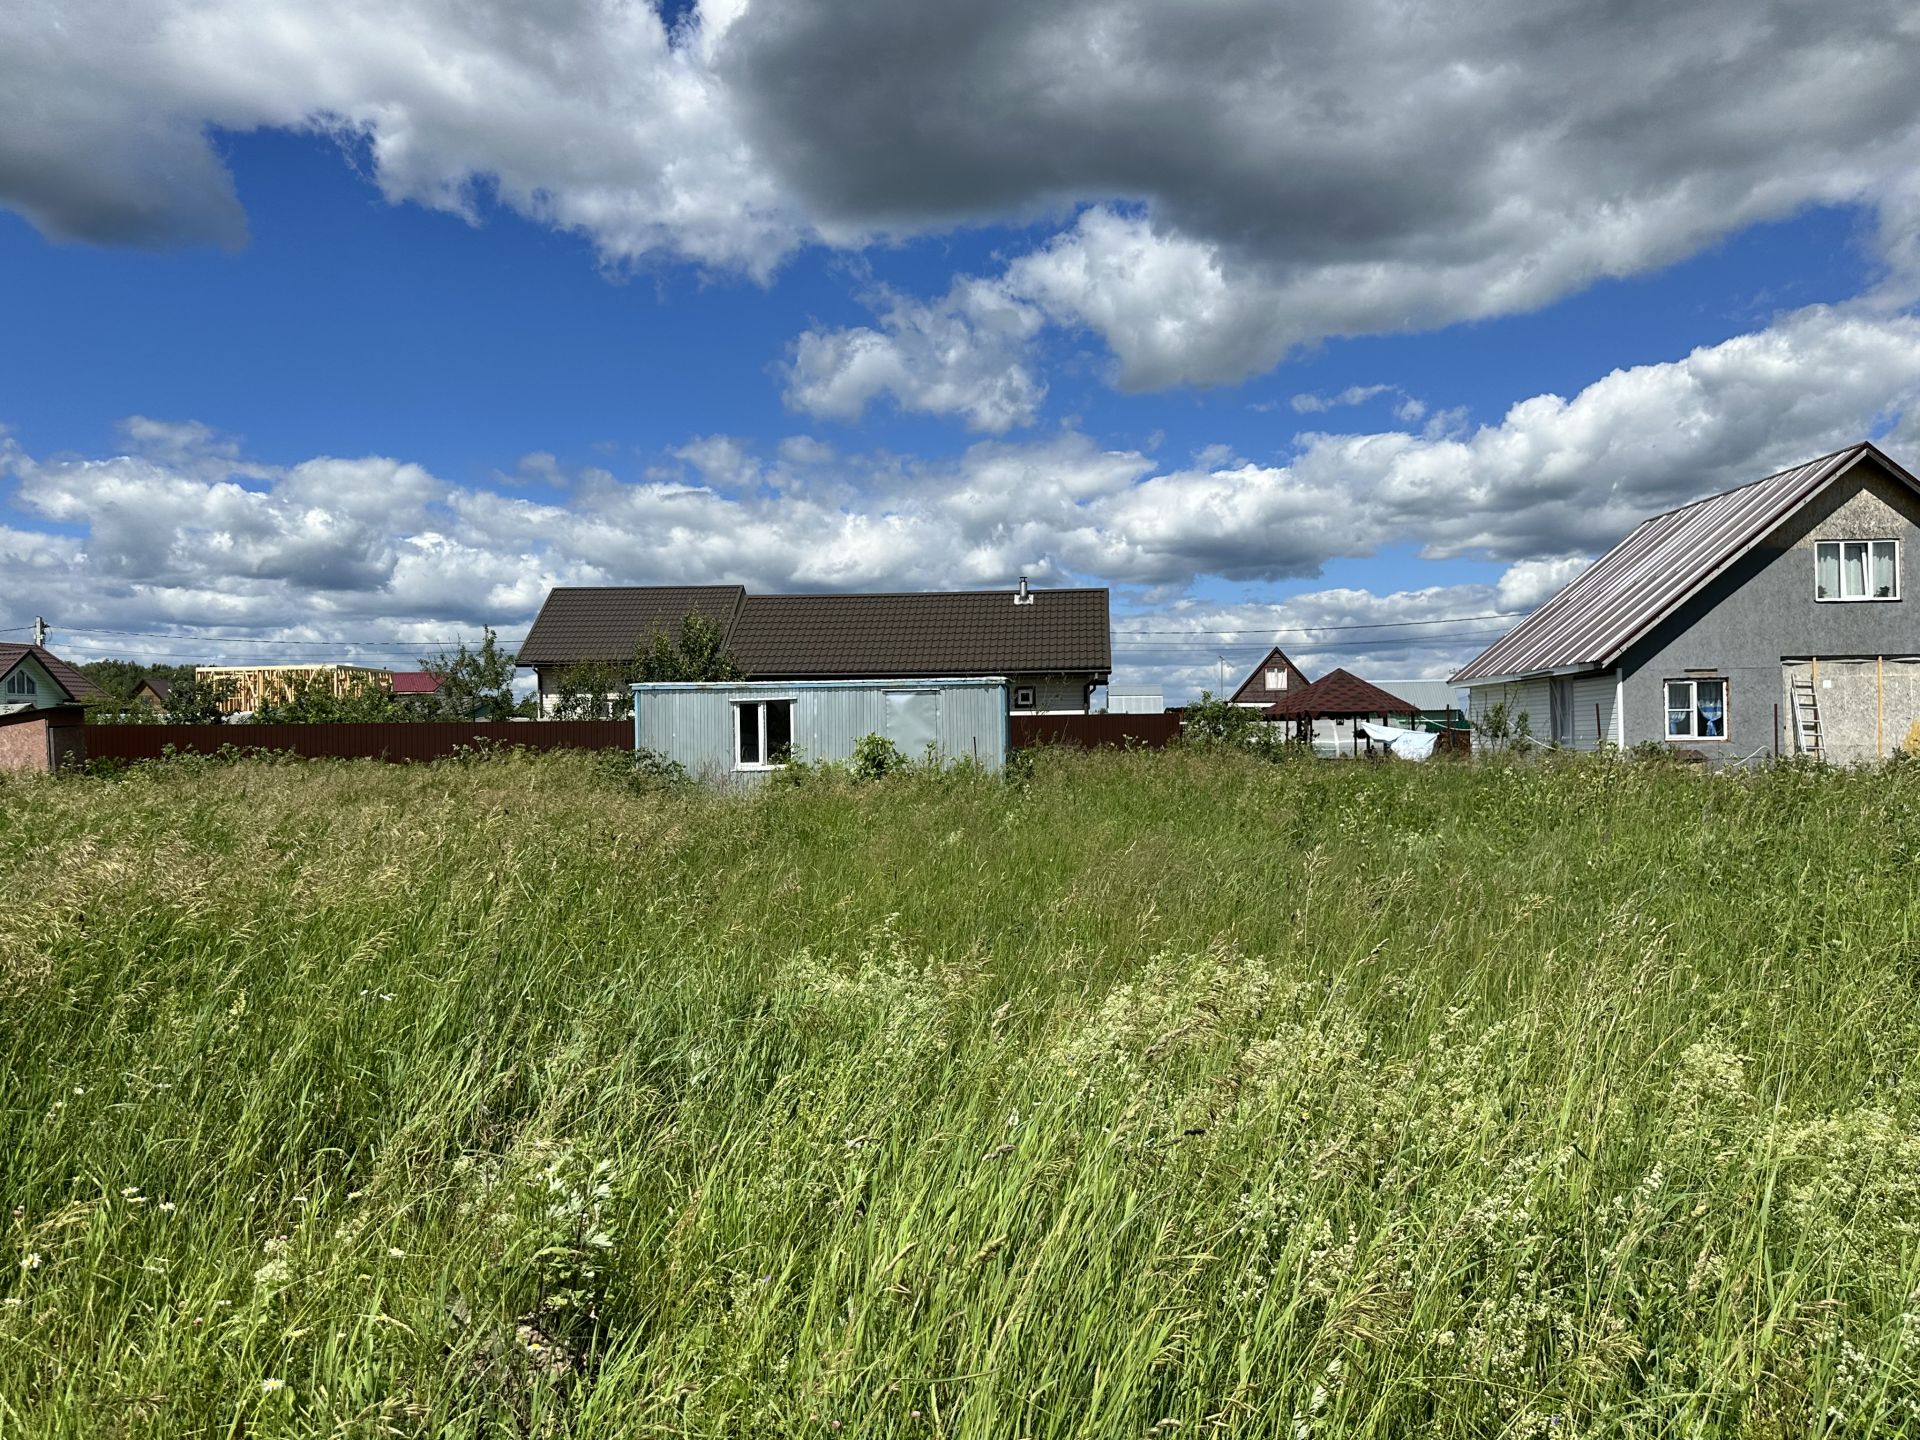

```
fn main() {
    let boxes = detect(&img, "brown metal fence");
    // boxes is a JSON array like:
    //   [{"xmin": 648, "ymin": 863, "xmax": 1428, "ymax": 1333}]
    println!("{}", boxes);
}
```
[
  {"xmin": 1009, "ymin": 713, "xmax": 1184, "ymax": 750},
  {"xmin": 85, "ymin": 720, "xmax": 632, "ymax": 764}
]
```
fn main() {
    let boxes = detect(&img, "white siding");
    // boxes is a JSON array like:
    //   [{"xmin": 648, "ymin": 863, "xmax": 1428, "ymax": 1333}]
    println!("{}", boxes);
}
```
[
  {"xmin": 1567, "ymin": 672, "xmax": 1618, "ymax": 751},
  {"xmin": 1, "ymin": 654, "xmax": 64, "ymax": 710},
  {"xmin": 1466, "ymin": 674, "xmax": 1616, "ymax": 750},
  {"xmin": 1466, "ymin": 679, "xmax": 1551, "ymax": 750},
  {"xmin": 1012, "ymin": 674, "xmax": 1090, "ymax": 713},
  {"xmin": 1105, "ymin": 687, "xmax": 1163, "ymax": 714}
]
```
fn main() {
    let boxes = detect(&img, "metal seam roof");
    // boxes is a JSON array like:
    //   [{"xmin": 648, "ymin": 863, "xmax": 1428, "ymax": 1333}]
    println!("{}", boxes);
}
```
[{"xmin": 1451, "ymin": 444, "xmax": 1916, "ymax": 684}]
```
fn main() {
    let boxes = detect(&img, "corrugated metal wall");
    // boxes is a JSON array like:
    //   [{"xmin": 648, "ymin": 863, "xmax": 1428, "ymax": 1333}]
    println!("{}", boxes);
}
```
[
  {"xmin": 1011, "ymin": 713, "xmax": 1181, "ymax": 748},
  {"xmin": 634, "ymin": 679, "xmax": 1009, "ymax": 777}
]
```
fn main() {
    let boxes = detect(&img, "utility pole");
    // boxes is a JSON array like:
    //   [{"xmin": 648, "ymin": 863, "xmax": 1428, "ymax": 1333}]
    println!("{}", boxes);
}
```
[{"xmin": 33, "ymin": 616, "xmax": 46, "ymax": 647}]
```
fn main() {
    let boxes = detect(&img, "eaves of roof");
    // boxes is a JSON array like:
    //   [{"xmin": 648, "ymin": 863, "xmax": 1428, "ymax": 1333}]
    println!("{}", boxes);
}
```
[{"xmin": 1451, "ymin": 443, "xmax": 1920, "ymax": 684}]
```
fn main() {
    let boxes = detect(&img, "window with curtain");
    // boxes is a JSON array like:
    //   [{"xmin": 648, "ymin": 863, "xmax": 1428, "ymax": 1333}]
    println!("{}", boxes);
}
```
[
  {"xmin": 1815, "ymin": 539, "xmax": 1899, "ymax": 600},
  {"xmin": 1665, "ymin": 678, "xmax": 1727, "ymax": 740}
]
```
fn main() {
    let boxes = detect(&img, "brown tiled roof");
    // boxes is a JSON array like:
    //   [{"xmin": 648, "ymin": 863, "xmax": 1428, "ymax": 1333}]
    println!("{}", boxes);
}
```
[
  {"xmin": 1268, "ymin": 668, "xmax": 1417, "ymax": 718},
  {"xmin": 1228, "ymin": 646, "xmax": 1311, "ymax": 704},
  {"xmin": 135, "ymin": 676, "xmax": 174, "ymax": 701},
  {"xmin": 516, "ymin": 586, "xmax": 747, "ymax": 666},
  {"xmin": 516, "ymin": 584, "xmax": 1111, "ymax": 678},
  {"xmin": 730, "ymin": 589, "xmax": 1110, "ymax": 678},
  {"xmin": 0, "ymin": 644, "xmax": 107, "ymax": 702},
  {"xmin": 388, "ymin": 671, "xmax": 440, "ymax": 695}
]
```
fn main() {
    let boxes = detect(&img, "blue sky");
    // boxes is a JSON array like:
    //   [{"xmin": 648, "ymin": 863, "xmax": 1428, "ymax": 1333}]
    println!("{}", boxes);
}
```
[{"xmin": 5, "ymin": 1, "xmax": 1920, "ymax": 698}]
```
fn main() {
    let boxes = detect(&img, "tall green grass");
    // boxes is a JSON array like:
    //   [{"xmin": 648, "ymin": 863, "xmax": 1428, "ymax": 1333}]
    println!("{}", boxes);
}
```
[{"xmin": 2, "ymin": 748, "xmax": 1918, "ymax": 1437}]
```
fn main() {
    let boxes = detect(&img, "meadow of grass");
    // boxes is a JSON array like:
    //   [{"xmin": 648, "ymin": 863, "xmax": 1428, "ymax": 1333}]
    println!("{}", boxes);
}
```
[{"xmin": 2, "ymin": 746, "xmax": 1919, "ymax": 1438}]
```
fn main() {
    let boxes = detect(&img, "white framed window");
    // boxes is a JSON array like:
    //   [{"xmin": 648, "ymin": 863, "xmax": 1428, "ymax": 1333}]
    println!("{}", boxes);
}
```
[
  {"xmin": 733, "ymin": 698, "xmax": 795, "ymax": 769},
  {"xmin": 1012, "ymin": 684, "xmax": 1037, "ymax": 710},
  {"xmin": 1815, "ymin": 539, "xmax": 1898, "ymax": 601},
  {"xmin": 1664, "ymin": 677, "xmax": 1728, "ymax": 740},
  {"xmin": 4, "ymin": 670, "xmax": 35, "ymax": 696},
  {"xmin": 1265, "ymin": 667, "xmax": 1287, "ymax": 691}
]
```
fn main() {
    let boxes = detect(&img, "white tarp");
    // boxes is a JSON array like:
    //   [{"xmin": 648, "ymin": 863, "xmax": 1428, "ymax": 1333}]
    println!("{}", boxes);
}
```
[{"xmin": 1357, "ymin": 722, "xmax": 1439, "ymax": 761}]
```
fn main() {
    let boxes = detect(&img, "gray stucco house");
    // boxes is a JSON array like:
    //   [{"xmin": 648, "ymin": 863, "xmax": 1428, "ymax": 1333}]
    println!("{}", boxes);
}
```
[{"xmin": 1451, "ymin": 442, "xmax": 1920, "ymax": 764}]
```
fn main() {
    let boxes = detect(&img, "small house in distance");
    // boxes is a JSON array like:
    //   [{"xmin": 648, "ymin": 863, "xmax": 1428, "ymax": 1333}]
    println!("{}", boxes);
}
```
[
  {"xmin": 633, "ymin": 677, "xmax": 1010, "ymax": 778},
  {"xmin": 1228, "ymin": 646, "xmax": 1310, "ymax": 708},
  {"xmin": 1369, "ymin": 679, "xmax": 1469, "ymax": 731},
  {"xmin": 131, "ymin": 676, "xmax": 173, "ymax": 708},
  {"xmin": 520, "ymin": 580, "xmax": 1110, "ymax": 716},
  {"xmin": 0, "ymin": 644, "xmax": 99, "ymax": 773},
  {"xmin": 1452, "ymin": 442, "xmax": 1920, "ymax": 764},
  {"xmin": 0, "ymin": 643, "xmax": 106, "ymax": 713},
  {"xmin": 1105, "ymin": 685, "xmax": 1164, "ymax": 714},
  {"xmin": 388, "ymin": 671, "xmax": 441, "ymax": 700}
]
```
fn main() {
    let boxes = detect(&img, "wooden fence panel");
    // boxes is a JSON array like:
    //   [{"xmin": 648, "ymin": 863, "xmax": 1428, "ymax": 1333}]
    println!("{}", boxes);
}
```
[
  {"xmin": 1009, "ymin": 713, "xmax": 1183, "ymax": 750},
  {"xmin": 85, "ymin": 720, "xmax": 632, "ymax": 764}
]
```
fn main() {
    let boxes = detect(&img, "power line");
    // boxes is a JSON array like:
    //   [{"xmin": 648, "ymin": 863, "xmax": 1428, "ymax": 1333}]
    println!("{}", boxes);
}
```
[
  {"xmin": 46, "ymin": 624, "xmax": 522, "ymax": 648},
  {"xmin": 1112, "ymin": 610, "xmax": 1525, "ymax": 638},
  {"xmin": 1112, "ymin": 630, "xmax": 1507, "ymax": 655}
]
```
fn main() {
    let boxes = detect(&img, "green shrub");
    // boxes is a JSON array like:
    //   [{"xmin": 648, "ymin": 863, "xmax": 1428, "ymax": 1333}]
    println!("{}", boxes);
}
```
[{"xmin": 849, "ymin": 731, "xmax": 907, "ymax": 780}]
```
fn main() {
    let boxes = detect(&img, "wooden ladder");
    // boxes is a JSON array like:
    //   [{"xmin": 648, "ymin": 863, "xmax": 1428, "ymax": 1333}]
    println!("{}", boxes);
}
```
[{"xmin": 1790, "ymin": 677, "xmax": 1824, "ymax": 759}]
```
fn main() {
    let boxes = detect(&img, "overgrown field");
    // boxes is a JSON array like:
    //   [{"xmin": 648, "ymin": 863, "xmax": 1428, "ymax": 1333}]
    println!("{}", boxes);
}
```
[{"xmin": 3, "ymin": 749, "xmax": 1920, "ymax": 1438}]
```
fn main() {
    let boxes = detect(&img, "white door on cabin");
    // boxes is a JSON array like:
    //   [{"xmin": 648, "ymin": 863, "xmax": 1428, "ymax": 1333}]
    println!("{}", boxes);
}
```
[{"xmin": 885, "ymin": 689, "xmax": 940, "ymax": 758}]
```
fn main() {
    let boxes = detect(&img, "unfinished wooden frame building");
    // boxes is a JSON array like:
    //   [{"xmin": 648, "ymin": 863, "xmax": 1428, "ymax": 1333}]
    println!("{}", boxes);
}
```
[{"xmin": 195, "ymin": 665, "xmax": 392, "ymax": 715}]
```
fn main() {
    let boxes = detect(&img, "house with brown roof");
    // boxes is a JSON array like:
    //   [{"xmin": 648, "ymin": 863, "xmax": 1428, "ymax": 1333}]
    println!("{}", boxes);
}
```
[
  {"xmin": 1451, "ymin": 442, "xmax": 1920, "ymax": 764},
  {"xmin": 517, "ymin": 579, "xmax": 1111, "ymax": 716},
  {"xmin": 0, "ymin": 643, "xmax": 106, "ymax": 712},
  {"xmin": 0, "ymin": 644, "xmax": 101, "ymax": 772},
  {"xmin": 1227, "ymin": 646, "xmax": 1310, "ymax": 707},
  {"xmin": 388, "ymin": 671, "xmax": 442, "ymax": 700}
]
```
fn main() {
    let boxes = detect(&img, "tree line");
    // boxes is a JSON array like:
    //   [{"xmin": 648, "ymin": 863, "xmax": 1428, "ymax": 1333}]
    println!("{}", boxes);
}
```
[{"xmin": 79, "ymin": 614, "xmax": 741, "ymax": 724}]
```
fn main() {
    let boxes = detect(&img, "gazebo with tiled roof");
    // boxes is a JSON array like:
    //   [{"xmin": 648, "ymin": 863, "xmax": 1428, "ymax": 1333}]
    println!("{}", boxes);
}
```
[{"xmin": 1266, "ymin": 668, "xmax": 1419, "ymax": 754}]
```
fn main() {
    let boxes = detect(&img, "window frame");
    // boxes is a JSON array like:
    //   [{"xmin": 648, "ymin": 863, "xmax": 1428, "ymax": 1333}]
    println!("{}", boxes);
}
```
[
  {"xmin": 1663, "ymin": 676, "xmax": 1730, "ymax": 743},
  {"xmin": 3, "ymin": 669, "xmax": 35, "ymax": 697},
  {"xmin": 1814, "ymin": 538, "xmax": 1900, "ymax": 602},
  {"xmin": 1265, "ymin": 667, "xmax": 1287, "ymax": 691},
  {"xmin": 732, "ymin": 697, "xmax": 796, "ymax": 770},
  {"xmin": 1011, "ymin": 684, "xmax": 1038, "ymax": 710}
]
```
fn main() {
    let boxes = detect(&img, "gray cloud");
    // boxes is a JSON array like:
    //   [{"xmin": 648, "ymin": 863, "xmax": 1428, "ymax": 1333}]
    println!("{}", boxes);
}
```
[
  {"xmin": 0, "ymin": 0, "xmax": 798, "ymax": 273},
  {"xmin": 726, "ymin": 0, "xmax": 1920, "ymax": 379},
  {"xmin": 726, "ymin": 0, "xmax": 1920, "ymax": 264},
  {"xmin": 8, "ymin": 0, "xmax": 1920, "ymax": 393}
]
